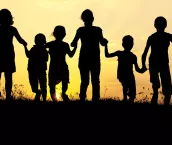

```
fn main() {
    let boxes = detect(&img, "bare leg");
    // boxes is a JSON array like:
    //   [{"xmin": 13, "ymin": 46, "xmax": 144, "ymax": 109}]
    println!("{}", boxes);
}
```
[
  {"xmin": 151, "ymin": 84, "xmax": 159, "ymax": 105},
  {"xmin": 62, "ymin": 80, "xmax": 70, "ymax": 102},
  {"xmin": 50, "ymin": 84, "xmax": 57, "ymax": 102},
  {"xmin": 39, "ymin": 71, "xmax": 47, "ymax": 102},
  {"xmin": 79, "ymin": 67, "xmax": 89, "ymax": 101},
  {"xmin": 122, "ymin": 86, "xmax": 128, "ymax": 102},
  {"xmin": 4, "ymin": 72, "xmax": 12, "ymax": 101},
  {"xmin": 91, "ymin": 64, "xmax": 100, "ymax": 102}
]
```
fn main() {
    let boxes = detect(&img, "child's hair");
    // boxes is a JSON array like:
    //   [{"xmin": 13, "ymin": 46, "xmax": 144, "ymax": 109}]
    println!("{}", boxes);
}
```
[
  {"xmin": 53, "ymin": 25, "xmax": 66, "ymax": 40},
  {"xmin": 81, "ymin": 9, "xmax": 94, "ymax": 23},
  {"xmin": 0, "ymin": 9, "xmax": 13, "ymax": 25},
  {"xmin": 122, "ymin": 35, "xmax": 134, "ymax": 50},
  {"xmin": 154, "ymin": 16, "xmax": 167, "ymax": 30},
  {"xmin": 35, "ymin": 33, "xmax": 46, "ymax": 45}
]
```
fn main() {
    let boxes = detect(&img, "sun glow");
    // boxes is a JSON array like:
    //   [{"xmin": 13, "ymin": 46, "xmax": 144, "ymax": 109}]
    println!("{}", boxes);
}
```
[{"xmin": 56, "ymin": 93, "xmax": 61, "ymax": 101}]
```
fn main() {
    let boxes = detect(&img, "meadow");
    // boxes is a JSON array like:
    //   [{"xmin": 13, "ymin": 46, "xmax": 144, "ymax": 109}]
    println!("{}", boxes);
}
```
[{"xmin": 0, "ymin": 84, "xmax": 171, "ymax": 144}]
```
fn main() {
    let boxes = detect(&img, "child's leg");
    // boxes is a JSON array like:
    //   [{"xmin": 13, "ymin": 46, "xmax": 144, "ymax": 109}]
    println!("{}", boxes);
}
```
[
  {"xmin": 151, "ymin": 84, "xmax": 159, "ymax": 104},
  {"xmin": 91, "ymin": 63, "xmax": 100, "ymax": 102},
  {"xmin": 49, "ymin": 84, "xmax": 57, "ymax": 102},
  {"xmin": 79, "ymin": 66, "xmax": 90, "ymax": 101},
  {"xmin": 160, "ymin": 65, "xmax": 172, "ymax": 106},
  {"xmin": 128, "ymin": 78, "xmax": 136, "ymax": 103},
  {"xmin": 121, "ymin": 82, "xmax": 127, "ymax": 102},
  {"xmin": 49, "ymin": 71, "xmax": 57, "ymax": 102},
  {"xmin": 29, "ymin": 71, "xmax": 40, "ymax": 101},
  {"xmin": 62, "ymin": 80, "xmax": 70, "ymax": 101},
  {"xmin": 4, "ymin": 72, "xmax": 12, "ymax": 100},
  {"xmin": 39, "ymin": 71, "xmax": 47, "ymax": 102},
  {"xmin": 149, "ymin": 66, "xmax": 160, "ymax": 105}
]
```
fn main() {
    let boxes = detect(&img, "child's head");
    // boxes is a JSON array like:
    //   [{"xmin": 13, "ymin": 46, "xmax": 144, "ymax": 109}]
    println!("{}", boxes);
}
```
[
  {"xmin": 0, "ymin": 9, "xmax": 13, "ymax": 26},
  {"xmin": 53, "ymin": 25, "xmax": 66, "ymax": 40},
  {"xmin": 81, "ymin": 9, "xmax": 94, "ymax": 25},
  {"xmin": 122, "ymin": 35, "xmax": 134, "ymax": 51},
  {"xmin": 154, "ymin": 16, "xmax": 167, "ymax": 31},
  {"xmin": 34, "ymin": 33, "xmax": 46, "ymax": 46}
]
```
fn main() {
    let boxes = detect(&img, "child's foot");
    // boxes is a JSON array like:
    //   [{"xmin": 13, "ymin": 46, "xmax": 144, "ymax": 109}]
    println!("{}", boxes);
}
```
[
  {"xmin": 164, "ymin": 95, "xmax": 171, "ymax": 106},
  {"xmin": 6, "ymin": 96, "xmax": 13, "ymax": 101},
  {"xmin": 79, "ymin": 94, "xmax": 86, "ymax": 102},
  {"xmin": 62, "ymin": 94, "xmax": 70, "ymax": 102},
  {"xmin": 51, "ymin": 94, "xmax": 58, "ymax": 102},
  {"xmin": 122, "ymin": 98, "xmax": 127, "ymax": 103},
  {"xmin": 92, "ymin": 97, "xmax": 100, "ymax": 102},
  {"xmin": 42, "ymin": 97, "xmax": 47, "ymax": 103},
  {"xmin": 151, "ymin": 94, "xmax": 158, "ymax": 105},
  {"xmin": 128, "ymin": 97, "xmax": 135, "ymax": 104},
  {"xmin": 35, "ymin": 90, "xmax": 41, "ymax": 102}
]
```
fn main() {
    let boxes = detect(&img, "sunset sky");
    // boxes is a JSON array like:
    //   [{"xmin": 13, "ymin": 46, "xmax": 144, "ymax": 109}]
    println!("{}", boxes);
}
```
[{"xmin": 1, "ymin": 0, "xmax": 172, "ymax": 101}]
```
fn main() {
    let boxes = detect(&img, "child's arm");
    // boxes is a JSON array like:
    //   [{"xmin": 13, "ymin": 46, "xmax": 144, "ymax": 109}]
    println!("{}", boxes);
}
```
[
  {"xmin": 24, "ymin": 46, "xmax": 30, "ymax": 58},
  {"xmin": 105, "ymin": 44, "xmax": 119, "ymax": 58},
  {"xmin": 14, "ymin": 28, "xmax": 27, "ymax": 46},
  {"xmin": 142, "ymin": 37, "xmax": 151, "ymax": 69},
  {"xmin": 134, "ymin": 56, "xmax": 147, "ymax": 73},
  {"xmin": 98, "ymin": 28, "xmax": 108, "ymax": 46},
  {"xmin": 66, "ymin": 43, "xmax": 77, "ymax": 58},
  {"xmin": 71, "ymin": 29, "xmax": 80, "ymax": 48}
]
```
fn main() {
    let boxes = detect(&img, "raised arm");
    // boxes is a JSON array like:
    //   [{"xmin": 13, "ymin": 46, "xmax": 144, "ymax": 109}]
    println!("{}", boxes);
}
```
[
  {"xmin": 105, "ymin": 44, "xmax": 119, "ymax": 58},
  {"xmin": 71, "ymin": 28, "xmax": 80, "ymax": 47},
  {"xmin": 142, "ymin": 36, "xmax": 151, "ymax": 68},
  {"xmin": 14, "ymin": 27, "xmax": 27, "ymax": 46}
]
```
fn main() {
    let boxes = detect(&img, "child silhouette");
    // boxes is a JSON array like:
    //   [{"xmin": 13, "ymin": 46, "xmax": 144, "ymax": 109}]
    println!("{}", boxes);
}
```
[
  {"xmin": 24, "ymin": 33, "xmax": 48, "ymax": 102},
  {"xmin": 142, "ymin": 16, "xmax": 172, "ymax": 106},
  {"xmin": 105, "ymin": 35, "xmax": 146, "ymax": 103},
  {"xmin": 71, "ymin": 9, "xmax": 107, "ymax": 102},
  {"xmin": 0, "ymin": 9, "xmax": 27, "ymax": 100},
  {"xmin": 46, "ymin": 26, "xmax": 77, "ymax": 102}
]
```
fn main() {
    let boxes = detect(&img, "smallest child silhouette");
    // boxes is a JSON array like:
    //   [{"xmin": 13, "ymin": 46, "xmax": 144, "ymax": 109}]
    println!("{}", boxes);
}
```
[
  {"xmin": 24, "ymin": 33, "xmax": 48, "ymax": 102},
  {"xmin": 105, "ymin": 35, "xmax": 146, "ymax": 103}
]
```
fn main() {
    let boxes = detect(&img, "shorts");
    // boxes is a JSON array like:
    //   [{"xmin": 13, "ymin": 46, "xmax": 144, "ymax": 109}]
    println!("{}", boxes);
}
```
[
  {"xmin": 48, "ymin": 67, "xmax": 69, "ymax": 87},
  {"xmin": 149, "ymin": 63, "xmax": 172, "ymax": 95}
]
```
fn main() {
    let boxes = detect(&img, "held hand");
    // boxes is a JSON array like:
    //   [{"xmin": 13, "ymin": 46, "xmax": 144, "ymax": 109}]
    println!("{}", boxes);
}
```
[
  {"xmin": 140, "ymin": 66, "xmax": 147, "ymax": 73},
  {"xmin": 102, "ymin": 38, "xmax": 108, "ymax": 46},
  {"xmin": 103, "ymin": 38, "xmax": 108, "ymax": 44},
  {"xmin": 71, "ymin": 42, "xmax": 77, "ymax": 48},
  {"xmin": 23, "ymin": 41, "xmax": 27, "ymax": 47}
]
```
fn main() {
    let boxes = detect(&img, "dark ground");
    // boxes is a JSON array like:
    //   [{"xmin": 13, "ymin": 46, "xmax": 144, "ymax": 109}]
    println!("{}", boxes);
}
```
[{"xmin": 0, "ymin": 100, "xmax": 171, "ymax": 144}]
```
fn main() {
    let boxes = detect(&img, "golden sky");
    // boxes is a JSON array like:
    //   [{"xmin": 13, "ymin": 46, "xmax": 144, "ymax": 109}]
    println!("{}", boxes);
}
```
[{"xmin": 1, "ymin": 0, "xmax": 172, "ymax": 100}]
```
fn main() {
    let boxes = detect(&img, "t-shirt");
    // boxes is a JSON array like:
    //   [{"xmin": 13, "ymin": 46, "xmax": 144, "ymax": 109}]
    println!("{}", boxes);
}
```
[
  {"xmin": 148, "ymin": 32, "xmax": 172, "ymax": 65},
  {"xmin": 74, "ymin": 26, "xmax": 105, "ymax": 65},
  {"xmin": 115, "ymin": 51, "xmax": 137, "ymax": 82},
  {"xmin": 46, "ymin": 41, "xmax": 70, "ymax": 72},
  {"xmin": 27, "ymin": 45, "xmax": 48, "ymax": 72}
]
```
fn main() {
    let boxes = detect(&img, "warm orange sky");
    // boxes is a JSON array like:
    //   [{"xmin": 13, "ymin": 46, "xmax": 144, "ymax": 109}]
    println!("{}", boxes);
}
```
[{"xmin": 1, "ymin": 0, "xmax": 172, "ymax": 101}]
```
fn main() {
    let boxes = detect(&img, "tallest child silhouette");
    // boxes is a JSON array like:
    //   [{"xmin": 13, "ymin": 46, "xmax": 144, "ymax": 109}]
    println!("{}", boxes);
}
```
[
  {"xmin": 71, "ymin": 9, "xmax": 108, "ymax": 101},
  {"xmin": 0, "ymin": 9, "xmax": 27, "ymax": 100},
  {"xmin": 142, "ymin": 17, "xmax": 172, "ymax": 106}
]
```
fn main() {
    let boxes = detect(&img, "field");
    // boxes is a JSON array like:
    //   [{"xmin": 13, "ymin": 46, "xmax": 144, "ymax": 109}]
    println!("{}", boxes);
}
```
[{"xmin": 0, "ymin": 98, "xmax": 171, "ymax": 143}]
